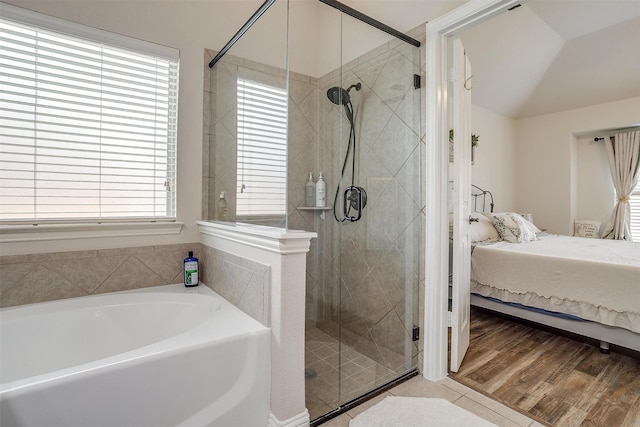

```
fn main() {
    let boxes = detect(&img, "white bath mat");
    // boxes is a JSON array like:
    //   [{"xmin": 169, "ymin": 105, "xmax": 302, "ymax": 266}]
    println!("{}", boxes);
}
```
[{"xmin": 349, "ymin": 396, "xmax": 497, "ymax": 427}]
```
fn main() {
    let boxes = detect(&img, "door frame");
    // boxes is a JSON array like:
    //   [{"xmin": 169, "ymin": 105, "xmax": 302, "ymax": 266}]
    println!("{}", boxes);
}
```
[
  {"xmin": 450, "ymin": 38, "xmax": 472, "ymax": 372},
  {"xmin": 423, "ymin": 0, "xmax": 520, "ymax": 381}
]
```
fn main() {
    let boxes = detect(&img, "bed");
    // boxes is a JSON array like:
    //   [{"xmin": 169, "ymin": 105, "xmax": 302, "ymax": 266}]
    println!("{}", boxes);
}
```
[{"xmin": 463, "ymin": 189, "xmax": 640, "ymax": 353}]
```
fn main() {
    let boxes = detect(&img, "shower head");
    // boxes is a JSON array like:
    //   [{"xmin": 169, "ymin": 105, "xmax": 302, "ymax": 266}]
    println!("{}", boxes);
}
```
[
  {"xmin": 326, "ymin": 82, "xmax": 361, "ymax": 106},
  {"xmin": 327, "ymin": 86, "xmax": 349, "ymax": 106}
]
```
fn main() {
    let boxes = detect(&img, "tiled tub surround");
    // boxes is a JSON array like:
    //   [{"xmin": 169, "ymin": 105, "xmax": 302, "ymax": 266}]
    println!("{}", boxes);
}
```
[
  {"xmin": 0, "ymin": 243, "xmax": 200, "ymax": 308},
  {"xmin": 0, "ymin": 234, "xmax": 283, "ymax": 422},
  {"xmin": 0, "ymin": 243, "xmax": 269, "ymax": 327},
  {"xmin": 199, "ymin": 243, "xmax": 270, "ymax": 326}
]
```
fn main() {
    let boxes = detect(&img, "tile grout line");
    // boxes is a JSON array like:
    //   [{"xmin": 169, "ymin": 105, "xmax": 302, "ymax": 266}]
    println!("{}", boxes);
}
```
[{"xmin": 441, "ymin": 379, "xmax": 536, "ymax": 427}]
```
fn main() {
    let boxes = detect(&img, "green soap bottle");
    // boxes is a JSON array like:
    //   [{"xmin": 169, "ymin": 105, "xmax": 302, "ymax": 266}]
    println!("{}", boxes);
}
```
[{"xmin": 183, "ymin": 251, "xmax": 199, "ymax": 287}]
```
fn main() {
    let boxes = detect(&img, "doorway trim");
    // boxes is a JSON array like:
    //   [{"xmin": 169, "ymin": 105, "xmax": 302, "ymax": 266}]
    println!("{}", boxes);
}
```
[{"xmin": 423, "ymin": 0, "xmax": 521, "ymax": 381}]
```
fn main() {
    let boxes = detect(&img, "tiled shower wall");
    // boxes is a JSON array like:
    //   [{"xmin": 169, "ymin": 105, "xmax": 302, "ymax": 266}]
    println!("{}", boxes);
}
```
[
  {"xmin": 203, "ymin": 23, "xmax": 426, "ymax": 374},
  {"xmin": 204, "ymin": 49, "xmax": 331, "ymax": 325},
  {"xmin": 315, "ymin": 26, "xmax": 425, "ymax": 373}
]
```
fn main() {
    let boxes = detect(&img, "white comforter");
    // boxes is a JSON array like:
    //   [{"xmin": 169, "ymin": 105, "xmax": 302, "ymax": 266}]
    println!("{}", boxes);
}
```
[{"xmin": 471, "ymin": 234, "xmax": 640, "ymax": 333}]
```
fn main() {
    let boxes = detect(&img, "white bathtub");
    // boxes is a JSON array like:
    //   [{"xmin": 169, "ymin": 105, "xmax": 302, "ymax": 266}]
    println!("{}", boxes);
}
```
[{"xmin": 0, "ymin": 284, "xmax": 270, "ymax": 427}]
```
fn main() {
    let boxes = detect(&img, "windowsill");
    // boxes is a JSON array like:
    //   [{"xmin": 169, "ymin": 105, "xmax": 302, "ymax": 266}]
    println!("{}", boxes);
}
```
[{"xmin": 0, "ymin": 221, "xmax": 184, "ymax": 243}]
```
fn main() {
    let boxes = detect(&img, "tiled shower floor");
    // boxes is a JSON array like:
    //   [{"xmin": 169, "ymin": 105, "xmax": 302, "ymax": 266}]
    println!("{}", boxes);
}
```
[{"xmin": 305, "ymin": 328, "xmax": 400, "ymax": 421}]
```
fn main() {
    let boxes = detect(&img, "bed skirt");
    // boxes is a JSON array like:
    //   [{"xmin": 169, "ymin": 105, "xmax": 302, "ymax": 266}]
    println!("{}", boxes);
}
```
[{"xmin": 470, "ymin": 293, "xmax": 640, "ymax": 352}]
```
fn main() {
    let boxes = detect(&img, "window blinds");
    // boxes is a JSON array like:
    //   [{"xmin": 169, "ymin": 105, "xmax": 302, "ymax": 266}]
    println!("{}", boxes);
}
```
[
  {"xmin": 236, "ymin": 78, "xmax": 287, "ymax": 217},
  {"xmin": 0, "ymin": 11, "xmax": 178, "ymax": 224},
  {"xmin": 631, "ymin": 184, "xmax": 640, "ymax": 240}
]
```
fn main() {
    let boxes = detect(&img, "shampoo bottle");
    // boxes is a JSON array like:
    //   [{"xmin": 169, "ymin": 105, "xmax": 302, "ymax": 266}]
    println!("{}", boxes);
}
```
[
  {"xmin": 183, "ymin": 251, "xmax": 199, "ymax": 287},
  {"xmin": 305, "ymin": 173, "xmax": 315, "ymax": 207},
  {"xmin": 217, "ymin": 191, "xmax": 227, "ymax": 221},
  {"xmin": 315, "ymin": 172, "xmax": 326, "ymax": 207}
]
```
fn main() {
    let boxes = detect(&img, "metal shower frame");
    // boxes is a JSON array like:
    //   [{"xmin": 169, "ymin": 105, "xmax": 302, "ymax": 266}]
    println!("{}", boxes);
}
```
[{"xmin": 208, "ymin": 0, "xmax": 421, "ymax": 69}]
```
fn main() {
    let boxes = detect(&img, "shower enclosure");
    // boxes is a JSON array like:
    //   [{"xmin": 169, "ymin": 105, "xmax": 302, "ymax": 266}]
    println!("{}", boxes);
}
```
[{"xmin": 204, "ymin": 0, "xmax": 424, "ymax": 422}]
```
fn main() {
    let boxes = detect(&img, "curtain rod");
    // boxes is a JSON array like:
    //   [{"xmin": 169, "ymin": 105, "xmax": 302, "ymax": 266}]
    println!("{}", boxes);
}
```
[
  {"xmin": 318, "ymin": 0, "xmax": 421, "ymax": 47},
  {"xmin": 590, "ymin": 126, "xmax": 640, "ymax": 142},
  {"xmin": 209, "ymin": 0, "xmax": 275, "ymax": 69}
]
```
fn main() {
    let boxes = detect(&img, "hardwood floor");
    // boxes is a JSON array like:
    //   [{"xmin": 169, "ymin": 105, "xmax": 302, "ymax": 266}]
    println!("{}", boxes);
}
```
[{"xmin": 450, "ymin": 307, "xmax": 640, "ymax": 427}]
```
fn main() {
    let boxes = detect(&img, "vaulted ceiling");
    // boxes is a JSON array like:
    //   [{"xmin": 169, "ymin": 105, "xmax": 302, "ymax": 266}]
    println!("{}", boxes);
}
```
[{"xmin": 459, "ymin": 0, "xmax": 640, "ymax": 119}]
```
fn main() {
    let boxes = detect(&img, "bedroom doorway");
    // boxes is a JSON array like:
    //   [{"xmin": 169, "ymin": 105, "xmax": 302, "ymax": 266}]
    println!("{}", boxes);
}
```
[
  {"xmin": 423, "ymin": 0, "xmax": 521, "ymax": 381},
  {"xmin": 448, "ymin": 37, "xmax": 473, "ymax": 372}
]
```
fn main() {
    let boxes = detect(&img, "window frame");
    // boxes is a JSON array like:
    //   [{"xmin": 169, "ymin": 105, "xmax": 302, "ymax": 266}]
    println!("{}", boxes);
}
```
[{"xmin": 0, "ymin": 4, "xmax": 182, "ymax": 242}]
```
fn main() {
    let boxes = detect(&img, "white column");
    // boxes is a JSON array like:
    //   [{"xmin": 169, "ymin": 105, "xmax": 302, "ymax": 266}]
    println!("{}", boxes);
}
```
[{"xmin": 198, "ymin": 221, "xmax": 316, "ymax": 427}]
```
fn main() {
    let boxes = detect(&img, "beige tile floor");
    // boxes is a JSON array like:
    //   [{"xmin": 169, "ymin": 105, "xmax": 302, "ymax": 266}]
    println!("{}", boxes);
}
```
[
  {"xmin": 306, "ymin": 328, "xmax": 404, "ymax": 420},
  {"xmin": 315, "ymin": 376, "xmax": 545, "ymax": 427}
]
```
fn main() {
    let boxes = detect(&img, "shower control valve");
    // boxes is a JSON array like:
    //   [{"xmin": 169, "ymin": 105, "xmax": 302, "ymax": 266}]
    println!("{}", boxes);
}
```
[{"xmin": 343, "ymin": 186, "xmax": 367, "ymax": 222}]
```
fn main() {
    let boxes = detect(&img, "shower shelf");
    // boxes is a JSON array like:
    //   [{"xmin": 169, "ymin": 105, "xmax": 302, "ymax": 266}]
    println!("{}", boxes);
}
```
[{"xmin": 296, "ymin": 206, "xmax": 332, "ymax": 220}]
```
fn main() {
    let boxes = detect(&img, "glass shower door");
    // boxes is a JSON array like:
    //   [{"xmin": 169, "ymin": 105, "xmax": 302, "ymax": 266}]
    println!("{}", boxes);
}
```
[
  {"xmin": 303, "ymin": 6, "xmax": 423, "ymax": 421},
  {"xmin": 203, "ymin": 0, "xmax": 422, "ymax": 421},
  {"xmin": 334, "ymin": 14, "xmax": 422, "ymax": 406}
]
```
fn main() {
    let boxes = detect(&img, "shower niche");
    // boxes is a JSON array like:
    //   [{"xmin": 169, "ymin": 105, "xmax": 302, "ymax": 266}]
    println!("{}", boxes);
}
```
[{"xmin": 203, "ymin": 0, "xmax": 424, "ymax": 422}]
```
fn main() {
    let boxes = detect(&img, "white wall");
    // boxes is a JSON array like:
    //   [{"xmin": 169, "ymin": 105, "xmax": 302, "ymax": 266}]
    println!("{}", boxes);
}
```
[
  {"xmin": 576, "ymin": 135, "xmax": 615, "ymax": 232},
  {"xmin": 461, "ymin": 4, "xmax": 564, "ymax": 118},
  {"xmin": 471, "ymin": 105, "xmax": 517, "ymax": 212},
  {"xmin": 515, "ymin": 96, "xmax": 640, "ymax": 235}
]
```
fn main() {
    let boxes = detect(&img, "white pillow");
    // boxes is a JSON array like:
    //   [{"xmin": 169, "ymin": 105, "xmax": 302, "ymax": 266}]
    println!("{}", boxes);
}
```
[
  {"xmin": 487, "ymin": 212, "xmax": 541, "ymax": 235},
  {"xmin": 521, "ymin": 216, "xmax": 541, "ymax": 235},
  {"xmin": 574, "ymin": 220, "xmax": 601, "ymax": 238},
  {"xmin": 491, "ymin": 212, "xmax": 538, "ymax": 243},
  {"xmin": 469, "ymin": 212, "xmax": 500, "ymax": 242},
  {"xmin": 485, "ymin": 212, "xmax": 542, "ymax": 236}
]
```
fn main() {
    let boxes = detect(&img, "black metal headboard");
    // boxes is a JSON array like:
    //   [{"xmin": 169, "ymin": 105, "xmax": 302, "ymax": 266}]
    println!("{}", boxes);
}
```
[{"xmin": 471, "ymin": 185, "xmax": 494, "ymax": 213}]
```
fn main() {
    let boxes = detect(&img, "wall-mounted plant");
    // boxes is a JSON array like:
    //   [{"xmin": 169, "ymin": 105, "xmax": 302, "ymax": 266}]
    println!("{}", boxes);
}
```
[
  {"xmin": 471, "ymin": 133, "xmax": 479, "ymax": 148},
  {"xmin": 449, "ymin": 129, "xmax": 479, "ymax": 147},
  {"xmin": 449, "ymin": 130, "xmax": 479, "ymax": 164}
]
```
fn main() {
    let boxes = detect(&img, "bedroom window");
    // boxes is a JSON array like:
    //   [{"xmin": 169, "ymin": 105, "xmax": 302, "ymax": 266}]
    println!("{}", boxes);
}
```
[
  {"xmin": 0, "ymin": 7, "xmax": 179, "ymax": 224},
  {"xmin": 631, "ymin": 182, "xmax": 640, "ymax": 240},
  {"xmin": 235, "ymin": 77, "xmax": 287, "ymax": 217}
]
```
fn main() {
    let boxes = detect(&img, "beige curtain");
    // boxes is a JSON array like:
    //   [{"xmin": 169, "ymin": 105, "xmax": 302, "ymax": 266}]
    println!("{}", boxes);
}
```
[{"xmin": 601, "ymin": 130, "xmax": 640, "ymax": 240}]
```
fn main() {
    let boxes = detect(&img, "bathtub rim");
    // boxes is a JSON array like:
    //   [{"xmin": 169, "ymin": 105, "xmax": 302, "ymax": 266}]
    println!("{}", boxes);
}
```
[{"xmin": 0, "ymin": 283, "xmax": 270, "ymax": 393}]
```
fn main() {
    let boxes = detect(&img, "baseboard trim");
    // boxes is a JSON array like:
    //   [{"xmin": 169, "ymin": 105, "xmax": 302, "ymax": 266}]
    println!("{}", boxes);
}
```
[{"xmin": 267, "ymin": 410, "xmax": 310, "ymax": 427}]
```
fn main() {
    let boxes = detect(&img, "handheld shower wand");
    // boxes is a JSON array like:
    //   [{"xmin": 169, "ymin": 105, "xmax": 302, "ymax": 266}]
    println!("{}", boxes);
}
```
[{"xmin": 326, "ymin": 82, "xmax": 367, "ymax": 222}]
